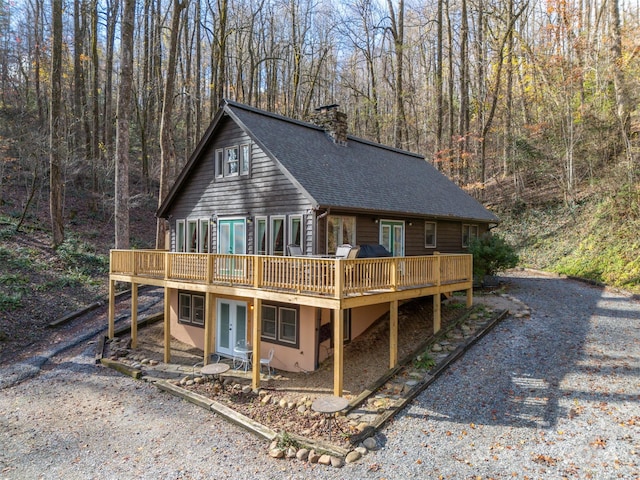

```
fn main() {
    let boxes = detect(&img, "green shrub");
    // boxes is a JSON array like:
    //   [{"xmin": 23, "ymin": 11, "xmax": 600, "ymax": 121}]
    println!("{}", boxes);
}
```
[{"xmin": 469, "ymin": 234, "xmax": 519, "ymax": 278}]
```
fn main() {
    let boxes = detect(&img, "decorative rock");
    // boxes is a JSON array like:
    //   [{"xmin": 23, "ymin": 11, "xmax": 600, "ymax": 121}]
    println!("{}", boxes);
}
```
[
  {"xmin": 296, "ymin": 448, "xmax": 309, "ymax": 461},
  {"xmin": 356, "ymin": 422, "xmax": 369, "ymax": 433},
  {"xmin": 308, "ymin": 450, "xmax": 320, "ymax": 463},
  {"xmin": 261, "ymin": 394, "xmax": 272, "ymax": 404},
  {"xmin": 297, "ymin": 405, "xmax": 306, "ymax": 414},
  {"xmin": 287, "ymin": 401, "xmax": 296, "ymax": 410},
  {"xmin": 355, "ymin": 446, "xmax": 367, "ymax": 456},
  {"xmin": 330, "ymin": 456, "xmax": 344, "ymax": 468},
  {"xmin": 258, "ymin": 389, "xmax": 268, "ymax": 397},
  {"xmin": 241, "ymin": 385, "xmax": 252, "ymax": 395},
  {"xmin": 363, "ymin": 437, "xmax": 378, "ymax": 450},
  {"xmin": 185, "ymin": 379, "xmax": 195, "ymax": 386},
  {"xmin": 269, "ymin": 439, "xmax": 279, "ymax": 450},
  {"xmin": 318, "ymin": 454, "xmax": 332, "ymax": 466},
  {"xmin": 149, "ymin": 360, "xmax": 159, "ymax": 366},
  {"xmin": 345, "ymin": 451, "xmax": 362, "ymax": 464},
  {"xmin": 286, "ymin": 446, "xmax": 297, "ymax": 459},
  {"xmin": 279, "ymin": 398, "xmax": 288, "ymax": 408},
  {"xmin": 194, "ymin": 377, "xmax": 205, "ymax": 384},
  {"xmin": 268, "ymin": 448, "xmax": 284, "ymax": 459},
  {"xmin": 431, "ymin": 343, "xmax": 443, "ymax": 352},
  {"xmin": 405, "ymin": 380, "xmax": 418, "ymax": 387}
]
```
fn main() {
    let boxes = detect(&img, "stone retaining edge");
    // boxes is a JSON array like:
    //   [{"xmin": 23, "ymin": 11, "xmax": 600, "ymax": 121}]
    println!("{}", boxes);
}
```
[{"xmin": 354, "ymin": 308, "xmax": 509, "ymax": 442}]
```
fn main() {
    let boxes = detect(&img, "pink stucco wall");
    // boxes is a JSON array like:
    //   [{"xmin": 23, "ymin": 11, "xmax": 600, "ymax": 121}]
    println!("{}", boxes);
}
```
[{"xmin": 168, "ymin": 291, "xmax": 391, "ymax": 373}]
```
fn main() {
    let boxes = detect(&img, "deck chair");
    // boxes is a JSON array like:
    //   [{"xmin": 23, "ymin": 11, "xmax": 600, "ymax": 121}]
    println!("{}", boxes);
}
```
[
  {"xmin": 287, "ymin": 244, "xmax": 303, "ymax": 256},
  {"xmin": 260, "ymin": 348, "xmax": 275, "ymax": 376},
  {"xmin": 335, "ymin": 244, "xmax": 353, "ymax": 258}
]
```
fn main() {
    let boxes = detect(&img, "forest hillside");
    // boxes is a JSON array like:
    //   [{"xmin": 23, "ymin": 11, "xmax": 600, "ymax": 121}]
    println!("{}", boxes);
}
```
[{"xmin": 1, "ymin": 0, "xmax": 639, "ymax": 355}]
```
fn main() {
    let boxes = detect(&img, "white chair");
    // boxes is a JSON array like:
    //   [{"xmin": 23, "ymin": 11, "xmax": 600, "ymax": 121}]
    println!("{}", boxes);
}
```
[
  {"xmin": 335, "ymin": 244, "xmax": 353, "ymax": 258},
  {"xmin": 260, "ymin": 348, "xmax": 275, "ymax": 376},
  {"xmin": 233, "ymin": 340, "xmax": 252, "ymax": 372}
]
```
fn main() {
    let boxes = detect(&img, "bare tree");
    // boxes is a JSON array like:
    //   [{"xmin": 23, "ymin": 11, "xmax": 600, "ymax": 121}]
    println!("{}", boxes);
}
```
[
  {"xmin": 156, "ymin": 0, "xmax": 187, "ymax": 249},
  {"xmin": 50, "ymin": 0, "xmax": 64, "ymax": 248},
  {"xmin": 115, "ymin": 0, "xmax": 135, "ymax": 249}
]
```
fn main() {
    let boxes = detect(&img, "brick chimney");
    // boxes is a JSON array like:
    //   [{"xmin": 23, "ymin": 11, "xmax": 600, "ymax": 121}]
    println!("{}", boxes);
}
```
[{"xmin": 311, "ymin": 104, "xmax": 348, "ymax": 146}]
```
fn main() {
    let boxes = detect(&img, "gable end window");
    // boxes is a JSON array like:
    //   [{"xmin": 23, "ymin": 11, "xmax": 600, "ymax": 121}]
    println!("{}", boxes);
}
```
[
  {"xmin": 225, "ymin": 146, "xmax": 239, "ymax": 176},
  {"xmin": 240, "ymin": 144, "xmax": 251, "ymax": 175},
  {"xmin": 215, "ymin": 149, "xmax": 224, "ymax": 178},
  {"xmin": 215, "ymin": 143, "xmax": 252, "ymax": 178},
  {"xmin": 260, "ymin": 303, "xmax": 299, "ymax": 348},
  {"xmin": 425, "ymin": 221, "xmax": 437, "ymax": 248},
  {"xmin": 179, "ymin": 292, "xmax": 205, "ymax": 327},
  {"xmin": 462, "ymin": 224, "xmax": 479, "ymax": 248}
]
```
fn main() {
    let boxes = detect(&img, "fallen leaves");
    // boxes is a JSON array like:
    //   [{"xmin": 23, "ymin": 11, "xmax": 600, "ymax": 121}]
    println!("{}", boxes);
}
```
[
  {"xmin": 590, "ymin": 437, "xmax": 607, "ymax": 449},
  {"xmin": 532, "ymin": 453, "xmax": 557, "ymax": 466}
]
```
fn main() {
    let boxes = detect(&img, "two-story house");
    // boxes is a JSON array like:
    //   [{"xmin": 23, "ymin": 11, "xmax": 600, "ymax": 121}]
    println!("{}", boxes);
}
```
[{"xmin": 108, "ymin": 100, "xmax": 499, "ymax": 396}]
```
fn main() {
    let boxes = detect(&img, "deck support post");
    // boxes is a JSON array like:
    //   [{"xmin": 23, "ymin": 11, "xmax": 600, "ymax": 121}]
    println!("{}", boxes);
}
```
[
  {"xmin": 433, "ymin": 252, "xmax": 441, "ymax": 333},
  {"xmin": 252, "ymin": 298, "xmax": 262, "ymax": 390},
  {"xmin": 433, "ymin": 294, "xmax": 441, "ymax": 333},
  {"xmin": 204, "ymin": 292, "xmax": 214, "ymax": 364},
  {"xmin": 466, "ymin": 287, "xmax": 473, "ymax": 308},
  {"xmin": 390, "ymin": 300, "xmax": 398, "ymax": 368},
  {"xmin": 131, "ymin": 283, "xmax": 138, "ymax": 348},
  {"xmin": 163, "ymin": 287, "xmax": 171, "ymax": 363},
  {"xmin": 333, "ymin": 307, "xmax": 344, "ymax": 397},
  {"xmin": 108, "ymin": 279, "xmax": 115, "ymax": 339}
]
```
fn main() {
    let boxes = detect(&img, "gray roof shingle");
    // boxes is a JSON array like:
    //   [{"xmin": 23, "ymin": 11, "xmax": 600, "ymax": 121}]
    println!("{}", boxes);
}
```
[{"xmin": 226, "ymin": 101, "xmax": 499, "ymax": 222}]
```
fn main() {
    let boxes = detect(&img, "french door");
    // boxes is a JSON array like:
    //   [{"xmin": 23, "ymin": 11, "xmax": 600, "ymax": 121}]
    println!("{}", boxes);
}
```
[
  {"xmin": 216, "ymin": 299, "xmax": 247, "ymax": 358},
  {"xmin": 217, "ymin": 219, "xmax": 247, "ymax": 278},
  {"xmin": 380, "ymin": 220, "xmax": 404, "ymax": 256}
]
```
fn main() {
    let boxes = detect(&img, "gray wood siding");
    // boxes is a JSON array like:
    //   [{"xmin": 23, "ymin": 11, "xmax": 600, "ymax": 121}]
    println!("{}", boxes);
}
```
[
  {"xmin": 168, "ymin": 116, "xmax": 314, "ymax": 253},
  {"xmin": 316, "ymin": 210, "xmax": 490, "ymax": 256}
]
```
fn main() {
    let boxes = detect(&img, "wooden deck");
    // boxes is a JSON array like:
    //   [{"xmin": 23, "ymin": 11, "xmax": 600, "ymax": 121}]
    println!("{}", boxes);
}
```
[
  {"xmin": 109, "ymin": 250, "xmax": 472, "ymax": 306},
  {"xmin": 108, "ymin": 250, "xmax": 473, "ymax": 397}
]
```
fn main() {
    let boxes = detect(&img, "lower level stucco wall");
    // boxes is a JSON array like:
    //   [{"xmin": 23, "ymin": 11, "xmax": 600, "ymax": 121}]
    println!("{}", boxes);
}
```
[{"xmin": 169, "ymin": 290, "xmax": 206, "ymax": 351}]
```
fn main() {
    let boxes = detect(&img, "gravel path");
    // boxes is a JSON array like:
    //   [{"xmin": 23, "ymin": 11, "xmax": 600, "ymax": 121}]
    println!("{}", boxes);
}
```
[{"xmin": 1, "ymin": 271, "xmax": 638, "ymax": 479}]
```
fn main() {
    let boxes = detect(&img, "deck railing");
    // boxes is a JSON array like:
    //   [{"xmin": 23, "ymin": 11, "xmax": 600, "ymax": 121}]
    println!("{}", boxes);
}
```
[{"xmin": 110, "ymin": 250, "xmax": 472, "ymax": 297}]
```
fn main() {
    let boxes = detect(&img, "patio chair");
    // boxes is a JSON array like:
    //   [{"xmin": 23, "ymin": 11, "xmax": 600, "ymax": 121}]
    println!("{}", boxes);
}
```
[
  {"xmin": 335, "ymin": 244, "xmax": 353, "ymax": 258},
  {"xmin": 287, "ymin": 244, "xmax": 303, "ymax": 256},
  {"xmin": 233, "ymin": 340, "xmax": 252, "ymax": 372},
  {"xmin": 192, "ymin": 353, "xmax": 221, "ymax": 378},
  {"xmin": 260, "ymin": 348, "xmax": 275, "ymax": 376}
]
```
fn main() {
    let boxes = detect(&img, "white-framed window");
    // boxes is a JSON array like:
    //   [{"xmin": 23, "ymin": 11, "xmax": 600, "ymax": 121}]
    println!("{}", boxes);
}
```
[
  {"xmin": 178, "ymin": 291, "xmax": 205, "ymax": 327},
  {"xmin": 240, "ymin": 144, "xmax": 251, "ymax": 175},
  {"xmin": 225, "ymin": 146, "xmax": 239, "ymax": 176},
  {"xmin": 327, "ymin": 215, "xmax": 356, "ymax": 254},
  {"xmin": 288, "ymin": 215, "xmax": 303, "ymax": 254},
  {"xmin": 176, "ymin": 220, "xmax": 185, "ymax": 252},
  {"xmin": 270, "ymin": 216, "xmax": 285, "ymax": 256},
  {"xmin": 215, "ymin": 149, "xmax": 224, "ymax": 178},
  {"xmin": 462, "ymin": 224, "xmax": 479, "ymax": 248},
  {"xmin": 255, "ymin": 216, "xmax": 267, "ymax": 255},
  {"xmin": 425, "ymin": 221, "xmax": 437, "ymax": 248},
  {"xmin": 187, "ymin": 219, "xmax": 198, "ymax": 252},
  {"xmin": 261, "ymin": 304, "xmax": 298, "ymax": 347},
  {"xmin": 199, "ymin": 219, "xmax": 210, "ymax": 253},
  {"xmin": 262, "ymin": 305, "xmax": 277, "ymax": 340},
  {"xmin": 175, "ymin": 218, "xmax": 210, "ymax": 253}
]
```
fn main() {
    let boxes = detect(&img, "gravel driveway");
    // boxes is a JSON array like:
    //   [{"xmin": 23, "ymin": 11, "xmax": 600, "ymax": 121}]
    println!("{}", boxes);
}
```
[{"xmin": 1, "ymin": 270, "xmax": 638, "ymax": 479}]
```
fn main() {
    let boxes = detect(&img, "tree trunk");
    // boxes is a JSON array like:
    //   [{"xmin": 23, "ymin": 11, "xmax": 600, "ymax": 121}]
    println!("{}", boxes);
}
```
[
  {"xmin": 156, "ymin": 0, "xmax": 187, "ymax": 249},
  {"xmin": 50, "ymin": 0, "xmax": 65, "ymax": 248},
  {"xmin": 115, "ymin": 0, "xmax": 135, "ymax": 250}
]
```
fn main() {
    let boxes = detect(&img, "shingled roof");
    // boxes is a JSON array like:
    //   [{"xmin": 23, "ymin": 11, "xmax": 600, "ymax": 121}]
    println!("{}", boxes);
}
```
[{"xmin": 158, "ymin": 100, "xmax": 499, "ymax": 223}]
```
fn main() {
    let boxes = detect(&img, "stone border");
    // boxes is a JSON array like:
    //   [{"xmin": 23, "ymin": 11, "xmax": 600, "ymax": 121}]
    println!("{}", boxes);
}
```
[{"xmin": 99, "ymin": 301, "xmax": 518, "ymax": 467}]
